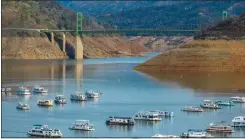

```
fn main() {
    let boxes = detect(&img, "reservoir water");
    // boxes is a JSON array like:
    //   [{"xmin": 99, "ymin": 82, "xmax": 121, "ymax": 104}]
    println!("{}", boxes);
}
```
[{"xmin": 2, "ymin": 53, "xmax": 245, "ymax": 137}]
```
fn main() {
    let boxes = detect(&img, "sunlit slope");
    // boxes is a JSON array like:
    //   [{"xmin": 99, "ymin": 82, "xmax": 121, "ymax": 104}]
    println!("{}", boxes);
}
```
[{"xmin": 135, "ymin": 40, "xmax": 245, "ymax": 72}]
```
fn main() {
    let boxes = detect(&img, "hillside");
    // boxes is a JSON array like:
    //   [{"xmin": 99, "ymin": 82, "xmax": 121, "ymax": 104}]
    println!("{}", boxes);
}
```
[
  {"xmin": 61, "ymin": 1, "xmax": 245, "ymax": 29},
  {"xmin": 134, "ymin": 13, "xmax": 245, "ymax": 72},
  {"xmin": 1, "ymin": 1, "xmax": 147, "ymax": 59}
]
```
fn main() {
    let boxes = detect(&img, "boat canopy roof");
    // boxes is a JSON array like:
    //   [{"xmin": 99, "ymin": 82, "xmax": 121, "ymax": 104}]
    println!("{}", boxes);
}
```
[
  {"xmin": 33, "ymin": 124, "xmax": 43, "ymax": 126},
  {"xmin": 75, "ymin": 120, "xmax": 89, "ymax": 123},
  {"xmin": 188, "ymin": 129, "xmax": 205, "ymax": 132},
  {"xmin": 109, "ymin": 116, "xmax": 133, "ymax": 119}
]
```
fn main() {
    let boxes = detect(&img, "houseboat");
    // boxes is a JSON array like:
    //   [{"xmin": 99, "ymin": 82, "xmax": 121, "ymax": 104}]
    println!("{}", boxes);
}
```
[
  {"xmin": 85, "ymin": 90, "xmax": 99, "ymax": 98},
  {"xmin": 206, "ymin": 122, "xmax": 233, "ymax": 133},
  {"xmin": 106, "ymin": 116, "xmax": 135, "ymax": 125},
  {"xmin": 17, "ymin": 86, "xmax": 30, "ymax": 95},
  {"xmin": 69, "ymin": 120, "xmax": 95, "ymax": 131},
  {"xmin": 181, "ymin": 106, "xmax": 204, "ymax": 112},
  {"xmin": 230, "ymin": 96, "xmax": 245, "ymax": 103},
  {"xmin": 16, "ymin": 103, "xmax": 30, "ymax": 110},
  {"xmin": 1, "ymin": 87, "xmax": 11, "ymax": 92},
  {"xmin": 215, "ymin": 100, "xmax": 235, "ymax": 106},
  {"xmin": 181, "ymin": 129, "xmax": 212, "ymax": 138},
  {"xmin": 37, "ymin": 100, "xmax": 53, "ymax": 106},
  {"xmin": 150, "ymin": 110, "xmax": 174, "ymax": 117},
  {"xmin": 32, "ymin": 85, "xmax": 48, "ymax": 93},
  {"xmin": 200, "ymin": 100, "xmax": 221, "ymax": 109},
  {"xmin": 152, "ymin": 134, "xmax": 179, "ymax": 138},
  {"xmin": 134, "ymin": 111, "xmax": 162, "ymax": 121},
  {"xmin": 232, "ymin": 116, "xmax": 245, "ymax": 127},
  {"xmin": 54, "ymin": 95, "xmax": 67, "ymax": 104},
  {"xmin": 27, "ymin": 124, "xmax": 62, "ymax": 137},
  {"xmin": 70, "ymin": 93, "xmax": 86, "ymax": 101}
]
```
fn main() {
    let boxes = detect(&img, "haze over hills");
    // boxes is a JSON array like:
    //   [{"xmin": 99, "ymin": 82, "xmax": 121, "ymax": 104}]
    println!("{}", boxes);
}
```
[{"xmin": 1, "ymin": 0, "xmax": 147, "ymax": 59}]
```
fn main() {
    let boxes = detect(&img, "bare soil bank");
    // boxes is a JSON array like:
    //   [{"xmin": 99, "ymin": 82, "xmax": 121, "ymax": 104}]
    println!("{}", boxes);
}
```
[{"xmin": 134, "ymin": 40, "xmax": 245, "ymax": 72}]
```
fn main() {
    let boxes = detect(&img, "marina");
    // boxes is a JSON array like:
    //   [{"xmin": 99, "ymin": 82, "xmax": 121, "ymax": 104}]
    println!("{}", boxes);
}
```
[{"xmin": 2, "ymin": 56, "xmax": 245, "ymax": 137}]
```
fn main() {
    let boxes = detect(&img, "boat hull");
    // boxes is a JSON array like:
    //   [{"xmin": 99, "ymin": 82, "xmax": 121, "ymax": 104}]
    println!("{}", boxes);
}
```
[
  {"xmin": 27, "ymin": 132, "xmax": 62, "ymax": 138},
  {"xmin": 69, "ymin": 127, "xmax": 95, "ymax": 131},
  {"xmin": 106, "ymin": 121, "xmax": 135, "ymax": 126}
]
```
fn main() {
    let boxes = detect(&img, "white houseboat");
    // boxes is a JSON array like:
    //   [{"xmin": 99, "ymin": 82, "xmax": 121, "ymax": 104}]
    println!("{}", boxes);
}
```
[
  {"xmin": 106, "ymin": 116, "xmax": 135, "ymax": 125},
  {"xmin": 69, "ymin": 120, "xmax": 95, "ymax": 131},
  {"xmin": 37, "ymin": 100, "xmax": 53, "ymax": 106},
  {"xmin": 232, "ymin": 116, "xmax": 245, "ymax": 127},
  {"xmin": 181, "ymin": 129, "xmax": 212, "ymax": 138},
  {"xmin": 16, "ymin": 103, "xmax": 30, "ymax": 110},
  {"xmin": 230, "ymin": 96, "xmax": 245, "ymax": 103},
  {"xmin": 32, "ymin": 85, "xmax": 48, "ymax": 93},
  {"xmin": 27, "ymin": 124, "xmax": 62, "ymax": 137},
  {"xmin": 85, "ymin": 90, "xmax": 99, "ymax": 98},
  {"xmin": 17, "ymin": 86, "xmax": 30, "ymax": 95},
  {"xmin": 150, "ymin": 110, "xmax": 174, "ymax": 117},
  {"xmin": 181, "ymin": 106, "xmax": 204, "ymax": 112},
  {"xmin": 200, "ymin": 100, "xmax": 221, "ymax": 109},
  {"xmin": 70, "ymin": 93, "xmax": 86, "ymax": 101},
  {"xmin": 134, "ymin": 111, "xmax": 162, "ymax": 121},
  {"xmin": 54, "ymin": 95, "xmax": 67, "ymax": 104}
]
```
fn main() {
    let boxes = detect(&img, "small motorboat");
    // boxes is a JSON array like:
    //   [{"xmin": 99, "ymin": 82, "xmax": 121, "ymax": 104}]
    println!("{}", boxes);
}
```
[
  {"xmin": 181, "ymin": 129, "xmax": 212, "ymax": 138},
  {"xmin": 200, "ymin": 100, "xmax": 221, "ymax": 109},
  {"xmin": 27, "ymin": 124, "xmax": 62, "ymax": 137},
  {"xmin": 16, "ymin": 103, "xmax": 29, "ymax": 110},
  {"xmin": 134, "ymin": 110, "xmax": 162, "ymax": 121},
  {"xmin": 181, "ymin": 106, "xmax": 204, "ymax": 112},
  {"xmin": 32, "ymin": 85, "xmax": 48, "ymax": 93},
  {"xmin": 1, "ymin": 87, "xmax": 11, "ymax": 92},
  {"xmin": 106, "ymin": 116, "xmax": 135, "ymax": 125},
  {"xmin": 215, "ymin": 100, "xmax": 235, "ymax": 106},
  {"xmin": 230, "ymin": 96, "xmax": 245, "ymax": 103},
  {"xmin": 70, "ymin": 92, "xmax": 86, "ymax": 101},
  {"xmin": 69, "ymin": 120, "xmax": 95, "ymax": 131},
  {"xmin": 232, "ymin": 116, "xmax": 245, "ymax": 127},
  {"xmin": 54, "ymin": 95, "xmax": 67, "ymax": 104},
  {"xmin": 150, "ymin": 110, "xmax": 174, "ymax": 117},
  {"xmin": 85, "ymin": 90, "xmax": 99, "ymax": 98},
  {"xmin": 206, "ymin": 121, "xmax": 233, "ymax": 133},
  {"xmin": 17, "ymin": 86, "xmax": 30, "ymax": 95},
  {"xmin": 152, "ymin": 134, "xmax": 180, "ymax": 138},
  {"xmin": 37, "ymin": 100, "xmax": 53, "ymax": 106}
]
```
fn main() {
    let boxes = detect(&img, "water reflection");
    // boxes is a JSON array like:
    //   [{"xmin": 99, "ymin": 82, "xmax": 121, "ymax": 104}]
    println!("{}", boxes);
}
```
[
  {"xmin": 138, "ymin": 71, "xmax": 245, "ymax": 94},
  {"xmin": 135, "ymin": 120, "xmax": 162, "ymax": 128},
  {"xmin": 106, "ymin": 125, "xmax": 134, "ymax": 132},
  {"xmin": 2, "ymin": 60, "xmax": 85, "ymax": 96},
  {"xmin": 70, "ymin": 130, "xmax": 94, "ymax": 137}
]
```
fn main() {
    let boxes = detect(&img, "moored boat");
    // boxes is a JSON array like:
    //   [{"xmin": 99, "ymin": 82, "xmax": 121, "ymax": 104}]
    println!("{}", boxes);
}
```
[
  {"xmin": 232, "ymin": 116, "xmax": 245, "ymax": 127},
  {"xmin": 230, "ymin": 96, "xmax": 245, "ymax": 103},
  {"xmin": 17, "ymin": 86, "xmax": 30, "ymax": 95},
  {"xmin": 150, "ymin": 110, "xmax": 174, "ymax": 117},
  {"xmin": 1, "ymin": 87, "xmax": 11, "ymax": 92},
  {"xmin": 206, "ymin": 122, "xmax": 233, "ymax": 133},
  {"xmin": 134, "ymin": 111, "xmax": 162, "ymax": 121},
  {"xmin": 69, "ymin": 120, "xmax": 95, "ymax": 131},
  {"xmin": 32, "ymin": 85, "xmax": 48, "ymax": 93},
  {"xmin": 54, "ymin": 95, "xmax": 67, "ymax": 104},
  {"xmin": 152, "ymin": 134, "xmax": 180, "ymax": 138},
  {"xmin": 215, "ymin": 100, "xmax": 235, "ymax": 106},
  {"xmin": 85, "ymin": 90, "xmax": 99, "ymax": 98},
  {"xmin": 181, "ymin": 129, "xmax": 212, "ymax": 138},
  {"xmin": 16, "ymin": 103, "xmax": 30, "ymax": 110},
  {"xmin": 181, "ymin": 106, "xmax": 204, "ymax": 112},
  {"xmin": 106, "ymin": 116, "xmax": 135, "ymax": 125},
  {"xmin": 200, "ymin": 100, "xmax": 221, "ymax": 109},
  {"xmin": 70, "ymin": 92, "xmax": 86, "ymax": 101},
  {"xmin": 37, "ymin": 100, "xmax": 53, "ymax": 106},
  {"xmin": 27, "ymin": 124, "xmax": 62, "ymax": 137}
]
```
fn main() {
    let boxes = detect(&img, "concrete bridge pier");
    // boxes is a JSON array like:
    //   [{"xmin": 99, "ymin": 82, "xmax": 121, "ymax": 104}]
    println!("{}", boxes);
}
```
[
  {"xmin": 75, "ymin": 36, "xmax": 83, "ymax": 59},
  {"xmin": 62, "ymin": 33, "xmax": 66, "ymax": 54},
  {"xmin": 50, "ymin": 32, "xmax": 54, "ymax": 44}
]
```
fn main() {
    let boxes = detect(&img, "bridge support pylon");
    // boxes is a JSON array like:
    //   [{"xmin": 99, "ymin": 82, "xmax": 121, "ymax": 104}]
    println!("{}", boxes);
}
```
[
  {"xmin": 75, "ymin": 36, "xmax": 83, "ymax": 59},
  {"xmin": 62, "ymin": 33, "xmax": 66, "ymax": 54},
  {"xmin": 51, "ymin": 32, "xmax": 54, "ymax": 44}
]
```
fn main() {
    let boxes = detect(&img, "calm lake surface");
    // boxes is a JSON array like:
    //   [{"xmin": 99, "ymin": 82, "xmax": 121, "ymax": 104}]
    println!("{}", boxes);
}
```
[{"xmin": 2, "ymin": 52, "xmax": 245, "ymax": 137}]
